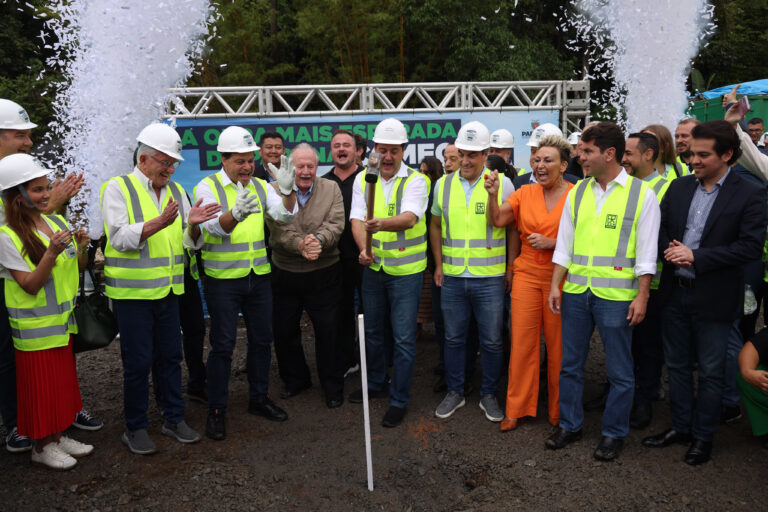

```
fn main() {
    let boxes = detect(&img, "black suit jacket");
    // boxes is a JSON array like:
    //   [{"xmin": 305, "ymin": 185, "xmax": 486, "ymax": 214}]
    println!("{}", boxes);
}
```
[
  {"xmin": 253, "ymin": 164, "xmax": 272, "ymax": 182},
  {"xmin": 658, "ymin": 171, "xmax": 767, "ymax": 322},
  {"xmin": 512, "ymin": 172, "xmax": 578, "ymax": 190}
]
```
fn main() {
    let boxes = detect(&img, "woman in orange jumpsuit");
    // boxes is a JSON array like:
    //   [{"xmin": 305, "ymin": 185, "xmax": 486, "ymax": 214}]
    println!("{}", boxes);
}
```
[{"xmin": 488, "ymin": 135, "xmax": 574, "ymax": 431}]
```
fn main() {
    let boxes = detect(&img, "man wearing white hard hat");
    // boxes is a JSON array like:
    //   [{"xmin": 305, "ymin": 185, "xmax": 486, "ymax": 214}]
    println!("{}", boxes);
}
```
[
  {"xmin": 0, "ymin": 99, "xmax": 87, "ymax": 454},
  {"xmin": 430, "ymin": 121, "xmax": 514, "ymax": 423},
  {"xmin": 101, "ymin": 123, "xmax": 220, "ymax": 454},
  {"xmin": 348, "ymin": 117, "xmax": 429, "ymax": 428},
  {"xmin": 194, "ymin": 125, "xmax": 297, "ymax": 441},
  {"xmin": 489, "ymin": 128, "xmax": 518, "ymax": 179}
]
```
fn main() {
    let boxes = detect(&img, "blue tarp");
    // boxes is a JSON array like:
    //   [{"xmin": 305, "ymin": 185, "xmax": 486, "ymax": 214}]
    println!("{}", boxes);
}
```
[{"xmin": 699, "ymin": 79, "xmax": 768, "ymax": 100}]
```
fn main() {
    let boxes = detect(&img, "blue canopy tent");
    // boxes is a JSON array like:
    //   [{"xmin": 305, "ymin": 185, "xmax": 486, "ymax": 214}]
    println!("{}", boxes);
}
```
[{"xmin": 698, "ymin": 79, "xmax": 768, "ymax": 100}]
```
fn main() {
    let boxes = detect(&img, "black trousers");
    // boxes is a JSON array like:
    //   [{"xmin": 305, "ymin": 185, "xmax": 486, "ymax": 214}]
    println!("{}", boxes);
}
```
[
  {"xmin": 337, "ymin": 257, "xmax": 363, "ymax": 371},
  {"xmin": 180, "ymin": 267, "xmax": 207, "ymax": 393},
  {"xmin": 272, "ymin": 262, "xmax": 343, "ymax": 399},
  {"xmin": 631, "ymin": 295, "xmax": 663, "ymax": 405}
]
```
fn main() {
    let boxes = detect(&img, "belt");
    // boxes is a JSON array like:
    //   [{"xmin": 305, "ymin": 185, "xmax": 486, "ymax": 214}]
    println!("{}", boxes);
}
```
[{"xmin": 674, "ymin": 276, "xmax": 695, "ymax": 288}]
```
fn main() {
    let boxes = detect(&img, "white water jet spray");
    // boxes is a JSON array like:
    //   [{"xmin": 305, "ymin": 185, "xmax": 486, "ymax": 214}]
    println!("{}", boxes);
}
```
[
  {"xmin": 568, "ymin": 0, "xmax": 715, "ymax": 132},
  {"xmin": 43, "ymin": 0, "xmax": 215, "ymax": 237}
]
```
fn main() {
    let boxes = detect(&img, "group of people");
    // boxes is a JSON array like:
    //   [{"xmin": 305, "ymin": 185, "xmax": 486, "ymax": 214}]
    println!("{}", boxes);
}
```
[{"xmin": 2, "ymin": 85, "xmax": 768, "ymax": 471}]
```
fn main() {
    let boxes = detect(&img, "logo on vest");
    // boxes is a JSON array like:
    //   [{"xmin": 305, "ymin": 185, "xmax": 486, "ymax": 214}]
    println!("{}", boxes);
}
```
[
  {"xmin": 388, "ymin": 203, "xmax": 395, "ymax": 216},
  {"xmin": 475, "ymin": 202, "xmax": 485, "ymax": 214},
  {"xmin": 605, "ymin": 214, "xmax": 618, "ymax": 229}
]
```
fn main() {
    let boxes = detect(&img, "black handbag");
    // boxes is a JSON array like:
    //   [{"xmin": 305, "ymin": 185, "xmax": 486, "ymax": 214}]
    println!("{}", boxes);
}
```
[{"xmin": 72, "ymin": 261, "xmax": 119, "ymax": 354}]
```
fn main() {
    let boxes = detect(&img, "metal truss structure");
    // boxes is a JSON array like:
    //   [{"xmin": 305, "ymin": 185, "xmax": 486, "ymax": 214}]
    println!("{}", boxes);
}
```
[{"xmin": 166, "ymin": 80, "xmax": 590, "ymax": 134}]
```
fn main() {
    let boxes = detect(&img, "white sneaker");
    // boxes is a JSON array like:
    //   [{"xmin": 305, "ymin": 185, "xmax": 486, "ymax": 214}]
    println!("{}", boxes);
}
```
[
  {"xmin": 31, "ymin": 443, "xmax": 77, "ymax": 470},
  {"xmin": 57, "ymin": 436, "xmax": 94, "ymax": 458}
]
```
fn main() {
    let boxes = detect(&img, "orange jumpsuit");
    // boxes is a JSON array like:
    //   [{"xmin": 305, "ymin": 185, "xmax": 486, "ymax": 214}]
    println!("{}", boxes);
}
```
[{"xmin": 504, "ymin": 182, "xmax": 572, "ymax": 424}]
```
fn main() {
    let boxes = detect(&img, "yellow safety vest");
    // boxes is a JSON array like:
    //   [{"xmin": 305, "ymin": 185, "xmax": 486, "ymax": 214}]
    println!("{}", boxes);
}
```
[
  {"xmin": 664, "ymin": 159, "xmax": 690, "ymax": 180},
  {"xmin": 563, "ymin": 176, "xmax": 650, "ymax": 301},
  {"xmin": 198, "ymin": 173, "xmax": 270, "ymax": 279},
  {"xmin": 2, "ymin": 215, "xmax": 78, "ymax": 351},
  {"xmin": 101, "ymin": 175, "xmax": 185, "ymax": 300},
  {"xmin": 645, "ymin": 174, "xmax": 670, "ymax": 290},
  {"xmin": 437, "ymin": 170, "xmax": 506, "ymax": 276},
  {"xmin": 363, "ymin": 168, "xmax": 428, "ymax": 276}
]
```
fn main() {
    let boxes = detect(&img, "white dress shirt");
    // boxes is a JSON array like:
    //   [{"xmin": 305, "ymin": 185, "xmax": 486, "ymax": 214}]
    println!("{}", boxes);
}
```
[
  {"xmin": 194, "ymin": 169, "xmax": 296, "ymax": 238},
  {"xmin": 552, "ymin": 169, "xmax": 660, "ymax": 277},
  {"xmin": 101, "ymin": 167, "xmax": 201, "ymax": 253},
  {"xmin": 349, "ymin": 165, "xmax": 428, "ymax": 222}
]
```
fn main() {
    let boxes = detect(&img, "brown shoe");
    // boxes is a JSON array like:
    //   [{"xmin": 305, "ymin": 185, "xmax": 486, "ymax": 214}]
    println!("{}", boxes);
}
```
[{"xmin": 500, "ymin": 417, "xmax": 519, "ymax": 432}]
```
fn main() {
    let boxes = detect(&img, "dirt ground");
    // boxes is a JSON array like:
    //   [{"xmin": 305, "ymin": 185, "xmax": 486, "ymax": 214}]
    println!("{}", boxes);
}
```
[{"xmin": 1, "ymin": 315, "xmax": 766, "ymax": 512}]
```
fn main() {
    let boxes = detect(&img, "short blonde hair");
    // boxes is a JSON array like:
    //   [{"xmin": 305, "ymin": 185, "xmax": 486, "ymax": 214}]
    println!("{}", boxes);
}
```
[{"xmin": 536, "ymin": 135, "xmax": 572, "ymax": 164}]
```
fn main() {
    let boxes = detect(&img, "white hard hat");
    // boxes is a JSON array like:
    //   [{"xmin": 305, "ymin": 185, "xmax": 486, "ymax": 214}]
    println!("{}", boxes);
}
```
[
  {"xmin": 373, "ymin": 118, "xmax": 408, "ymax": 145},
  {"xmin": 567, "ymin": 131, "xmax": 582, "ymax": 145},
  {"xmin": 136, "ymin": 123, "xmax": 184, "ymax": 161},
  {"xmin": 0, "ymin": 99, "xmax": 37, "ymax": 130},
  {"xmin": 527, "ymin": 123, "xmax": 563, "ymax": 147},
  {"xmin": 217, "ymin": 126, "xmax": 259, "ymax": 153},
  {"xmin": 455, "ymin": 121, "xmax": 490, "ymax": 151},
  {"xmin": 490, "ymin": 129, "xmax": 514, "ymax": 149},
  {"xmin": 0, "ymin": 154, "xmax": 51, "ymax": 191}
]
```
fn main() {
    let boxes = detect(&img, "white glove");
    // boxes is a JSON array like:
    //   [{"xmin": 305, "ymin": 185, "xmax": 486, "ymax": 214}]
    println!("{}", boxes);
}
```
[
  {"xmin": 268, "ymin": 155, "xmax": 296, "ymax": 196},
  {"xmin": 231, "ymin": 182, "xmax": 261, "ymax": 222}
]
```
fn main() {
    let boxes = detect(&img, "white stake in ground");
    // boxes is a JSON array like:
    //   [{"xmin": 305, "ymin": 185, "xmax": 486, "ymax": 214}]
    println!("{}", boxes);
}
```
[{"xmin": 357, "ymin": 313, "xmax": 374, "ymax": 491}]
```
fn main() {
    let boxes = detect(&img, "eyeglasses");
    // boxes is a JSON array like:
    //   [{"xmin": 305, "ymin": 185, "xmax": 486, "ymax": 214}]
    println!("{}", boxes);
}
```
[{"xmin": 150, "ymin": 155, "xmax": 180, "ymax": 169}]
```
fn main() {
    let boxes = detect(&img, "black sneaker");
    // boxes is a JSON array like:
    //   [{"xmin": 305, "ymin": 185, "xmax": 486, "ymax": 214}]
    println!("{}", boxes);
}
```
[
  {"xmin": 206, "ymin": 410, "xmax": 226, "ymax": 441},
  {"xmin": 187, "ymin": 388, "xmax": 208, "ymax": 404},
  {"xmin": 73, "ymin": 410, "xmax": 104, "ymax": 431},
  {"xmin": 721, "ymin": 406, "xmax": 742, "ymax": 425},
  {"xmin": 381, "ymin": 406, "xmax": 406, "ymax": 428},
  {"xmin": 5, "ymin": 427, "xmax": 32, "ymax": 453}
]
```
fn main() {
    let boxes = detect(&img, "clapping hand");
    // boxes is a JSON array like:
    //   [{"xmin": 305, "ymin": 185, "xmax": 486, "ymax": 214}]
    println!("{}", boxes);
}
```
[
  {"xmin": 48, "ymin": 172, "xmax": 85, "ymax": 211},
  {"xmin": 74, "ymin": 229, "xmax": 90, "ymax": 251},
  {"xmin": 158, "ymin": 199, "xmax": 180, "ymax": 228},
  {"xmin": 269, "ymin": 155, "xmax": 297, "ymax": 196},
  {"xmin": 300, "ymin": 234, "xmax": 322, "ymax": 261},
  {"xmin": 188, "ymin": 198, "xmax": 221, "ymax": 226},
  {"xmin": 47, "ymin": 229, "xmax": 74, "ymax": 257}
]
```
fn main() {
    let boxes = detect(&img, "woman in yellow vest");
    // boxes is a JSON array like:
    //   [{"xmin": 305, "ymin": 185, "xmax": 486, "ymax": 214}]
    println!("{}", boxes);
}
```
[
  {"xmin": 487, "ymin": 135, "xmax": 574, "ymax": 431},
  {"xmin": 0, "ymin": 154, "xmax": 93, "ymax": 470}
]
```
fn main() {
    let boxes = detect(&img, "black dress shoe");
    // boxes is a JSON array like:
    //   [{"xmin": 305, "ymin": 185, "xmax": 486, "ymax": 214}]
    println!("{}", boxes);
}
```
[
  {"xmin": 630, "ymin": 402, "xmax": 652, "ymax": 429},
  {"xmin": 545, "ymin": 427, "xmax": 582, "ymax": 450},
  {"xmin": 205, "ymin": 410, "xmax": 226, "ymax": 441},
  {"xmin": 642, "ymin": 428, "xmax": 692, "ymax": 448},
  {"xmin": 248, "ymin": 397, "xmax": 288, "ymax": 422},
  {"xmin": 684, "ymin": 439, "xmax": 712, "ymax": 466},
  {"xmin": 382, "ymin": 406, "xmax": 406, "ymax": 428},
  {"xmin": 721, "ymin": 405, "xmax": 742, "ymax": 425},
  {"xmin": 594, "ymin": 436, "xmax": 624, "ymax": 461},
  {"xmin": 348, "ymin": 387, "xmax": 389, "ymax": 403},
  {"xmin": 280, "ymin": 382, "xmax": 311, "ymax": 399},
  {"xmin": 326, "ymin": 396, "xmax": 343, "ymax": 409}
]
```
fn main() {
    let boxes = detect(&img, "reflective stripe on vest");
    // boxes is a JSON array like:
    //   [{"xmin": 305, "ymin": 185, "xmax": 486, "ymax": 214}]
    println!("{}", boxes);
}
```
[
  {"xmin": 646, "ymin": 174, "xmax": 669, "ymax": 290},
  {"xmin": 2, "ymin": 215, "xmax": 78, "ymax": 351},
  {"xmin": 563, "ymin": 176, "xmax": 647, "ymax": 301},
  {"xmin": 439, "ymin": 170, "xmax": 506, "ymax": 276},
  {"xmin": 365, "ymin": 168, "xmax": 427, "ymax": 275},
  {"xmin": 199, "ymin": 174, "xmax": 270, "ymax": 278},
  {"xmin": 102, "ymin": 175, "xmax": 185, "ymax": 299}
]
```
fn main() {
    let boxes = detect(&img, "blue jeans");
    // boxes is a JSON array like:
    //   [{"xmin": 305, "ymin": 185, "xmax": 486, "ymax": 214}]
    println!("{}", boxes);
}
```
[
  {"xmin": 723, "ymin": 320, "xmax": 744, "ymax": 408},
  {"xmin": 361, "ymin": 268, "xmax": 422, "ymax": 408},
  {"xmin": 0, "ymin": 284, "xmax": 17, "ymax": 429},
  {"xmin": 441, "ymin": 275, "xmax": 505, "ymax": 396},
  {"xmin": 205, "ymin": 273, "xmax": 273, "ymax": 413},
  {"xmin": 113, "ymin": 294, "xmax": 185, "ymax": 431},
  {"xmin": 663, "ymin": 287, "xmax": 731, "ymax": 441},
  {"xmin": 560, "ymin": 290, "xmax": 634, "ymax": 438}
]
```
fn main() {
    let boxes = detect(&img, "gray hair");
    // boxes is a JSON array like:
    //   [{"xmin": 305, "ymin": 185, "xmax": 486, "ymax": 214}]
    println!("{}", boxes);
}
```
[
  {"xmin": 289, "ymin": 143, "xmax": 319, "ymax": 166},
  {"xmin": 136, "ymin": 143, "xmax": 157, "ymax": 164}
]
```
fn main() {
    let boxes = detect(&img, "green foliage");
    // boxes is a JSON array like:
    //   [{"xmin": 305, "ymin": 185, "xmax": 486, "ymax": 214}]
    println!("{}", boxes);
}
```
[{"xmin": 692, "ymin": 0, "xmax": 768, "ymax": 89}]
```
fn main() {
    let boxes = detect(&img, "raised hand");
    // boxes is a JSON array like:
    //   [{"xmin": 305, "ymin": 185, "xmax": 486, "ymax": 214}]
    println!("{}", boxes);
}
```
[
  {"xmin": 188, "ymin": 198, "xmax": 221, "ymax": 226},
  {"xmin": 269, "ymin": 155, "xmax": 297, "ymax": 196},
  {"xmin": 231, "ymin": 182, "xmax": 260, "ymax": 221},
  {"xmin": 484, "ymin": 170, "xmax": 500, "ymax": 196}
]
